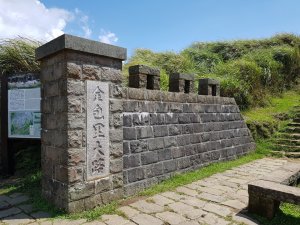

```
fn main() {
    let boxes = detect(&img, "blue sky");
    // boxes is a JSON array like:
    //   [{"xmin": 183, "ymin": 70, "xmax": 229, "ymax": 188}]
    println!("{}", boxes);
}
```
[{"xmin": 1, "ymin": 0, "xmax": 300, "ymax": 57}]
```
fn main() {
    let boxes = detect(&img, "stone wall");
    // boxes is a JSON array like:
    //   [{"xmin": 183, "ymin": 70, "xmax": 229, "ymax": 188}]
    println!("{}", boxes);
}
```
[
  {"xmin": 36, "ymin": 34, "xmax": 255, "ymax": 213},
  {"xmin": 122, "ymin": 89, "xmax": 255, "ymax": 196}
]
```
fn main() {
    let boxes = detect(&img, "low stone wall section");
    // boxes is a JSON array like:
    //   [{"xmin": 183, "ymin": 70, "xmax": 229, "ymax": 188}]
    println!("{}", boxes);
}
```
[{"xmin": 122, "ymin": 89, "xmax": 255, "ymax": 196}]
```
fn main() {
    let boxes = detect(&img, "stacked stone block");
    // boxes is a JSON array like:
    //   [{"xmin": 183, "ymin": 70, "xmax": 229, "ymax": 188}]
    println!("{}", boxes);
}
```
[
  {"xmin": 122, "ymin": 89, "xmax": 255, "ymax": 196},
  {"xmin": 128, "ymin": 65, "xmax": 160, "ymax": 90},
  {"xmin": 169, "ymin": 73, "xmax": 195, "ymax": 93},
  {"xmin": 36, "ymin": 34, "xmax": 126, "ymax": 212},
  {"xmin": 198, "ymin": 78, "xmax": 220, "ymax": 96}
]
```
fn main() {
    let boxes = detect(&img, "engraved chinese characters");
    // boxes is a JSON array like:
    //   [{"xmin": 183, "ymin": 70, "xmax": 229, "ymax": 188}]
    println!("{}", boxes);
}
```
[{"xmin": 86, "ymin": 81, "xmax": 109, "ymax": 179}]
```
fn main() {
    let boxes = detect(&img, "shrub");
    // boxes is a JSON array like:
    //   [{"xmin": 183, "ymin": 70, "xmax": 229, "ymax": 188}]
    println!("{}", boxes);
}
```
[
  {"xmin": 0, "ymin": 37, "xmax": 41, "ymax": 75},
  {"xmin": 242, "ymin": 49, "xmax": 283, "ymax": 90},
  {"xmin": 182, "ymin": 48, "xmax": 222, "ymax": 74}
]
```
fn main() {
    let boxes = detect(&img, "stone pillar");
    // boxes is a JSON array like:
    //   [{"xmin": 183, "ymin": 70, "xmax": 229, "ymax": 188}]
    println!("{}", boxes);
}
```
[
  {"xmin": 169, "ymin": 73, "xmax": 195, "ymax": 93},
  {"xmin": 36, "ymin": 34, "xmax": 126, "ymax": 212},
  {"xmin": 128, "ymin": 65, "xmax": 160, "ymax": 90},
  {"xmin": 248, "ymin": 194, "xmax": 280, "ymax": 220},
  {"xmin": 198, "ymin": 78, "xmax": 220, "ymax": 96}
]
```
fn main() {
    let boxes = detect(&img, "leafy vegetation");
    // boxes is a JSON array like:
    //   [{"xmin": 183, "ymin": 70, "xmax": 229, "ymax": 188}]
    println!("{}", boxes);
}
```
[
  {"xmin": 125, "ymin": 33, "xmax": 300, "ymax": 110},
  {"xmin": 0, "ymin": 37, "xmax": 40, "ymax": 75},
  {"xmin": 243, "ymin": 88, "xmax": 300, "ymax": 139}
]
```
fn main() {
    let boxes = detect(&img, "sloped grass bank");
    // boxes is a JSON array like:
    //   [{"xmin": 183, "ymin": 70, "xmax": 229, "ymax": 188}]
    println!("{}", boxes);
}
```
[{"xmin": 243, "ymin": 89, "xmax": 300, "ymax": 140}]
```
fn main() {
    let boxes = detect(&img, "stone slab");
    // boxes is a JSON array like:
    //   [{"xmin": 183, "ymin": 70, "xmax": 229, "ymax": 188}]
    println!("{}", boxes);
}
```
[
  {"xmin": 86, "ymin": 81, "xmax": 110, "ymax": 180},
  {"xmin": 248, "ymin": 179, "xmax": 300, "ymax": 204},
  {"xmin": 128, "ymin": 65, "xmax": 160, "ymax": 76},
  {"xmin": 170, "ymin": 73, "xmax": 195, "ymax": 81},
  {"xmin": 36, "ymin": 34, "xmax": 127, "ymax": 60}
]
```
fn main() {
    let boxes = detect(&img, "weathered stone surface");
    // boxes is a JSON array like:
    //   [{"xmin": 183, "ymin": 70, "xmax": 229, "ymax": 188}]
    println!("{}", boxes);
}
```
[
  {"xmin": 130, "ymin": 200, "xmax": 164, "ymax": 214},
  {"xmin": 118, "ymin": 206, "xmax": 140, "ymax": 218},
  {"xmin": 1, "ymin": 213, "xmax": 34, "ymax": 225},
  {"xmin": 131, "ymin": 213, "xmax": 164, "ymax": 225},
  {"xmin": 0, "ymin": 207, "xmax": 22, "ymax": 219},
  {"xmin": 203, "ymin": 203, "xmax": 232, "ymax": 217},
  {"xmin": 86, "ymin": 81, "xmax": 110, "ymax": 180},
  {"xmin": 102, "ymin": 214, "xmax": 133, "ymax": 225},
  {"xmin": 155, "ymin": 211, "xmax": 187, "ymax": 225},
  {"xmin": 128, "ymin": 65, "xmax": 160, "ymax": 76},
  {"xmin": 36, "ymin": 34, "xmax": 127, "ymax": 61}
]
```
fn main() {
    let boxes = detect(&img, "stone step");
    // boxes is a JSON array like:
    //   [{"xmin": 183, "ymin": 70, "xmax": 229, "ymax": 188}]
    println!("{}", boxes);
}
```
[
  {"xmin": 294, "ymin": 118, "xmax": 300, "ymax": 123},
  {"xmin": 276, "ymin": 133, "xmax": 300, "ymax": 140},
  {"xmin": 288, "ymin": 122, "xmax": 300, "ymax": 127},
  {"xmin": 271, "ymin": 151, "xmax": 300, "ymax": 158},
  {"xmin": 284, "ymin": 127, "xmax": 300, "ymax": 133},
  {"xmin": 273, "ymin": 144, "xmax": 300, "ymax": 152},
  {"xmin": 275, "ymin": 139, "xmax": 300, "ymax": 146}
]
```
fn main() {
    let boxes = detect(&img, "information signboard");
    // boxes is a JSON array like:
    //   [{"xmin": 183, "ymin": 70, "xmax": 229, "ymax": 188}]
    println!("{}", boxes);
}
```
[{"xmin": 7, "ymin": 73, "xmax": 41, "ymax": 138}]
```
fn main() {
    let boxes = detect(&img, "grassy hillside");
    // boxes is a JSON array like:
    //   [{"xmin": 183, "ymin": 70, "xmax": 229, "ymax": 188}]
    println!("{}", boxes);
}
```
[{"xmin": 125, "ymin": 33, "xmax": 300, "ymax": 110}]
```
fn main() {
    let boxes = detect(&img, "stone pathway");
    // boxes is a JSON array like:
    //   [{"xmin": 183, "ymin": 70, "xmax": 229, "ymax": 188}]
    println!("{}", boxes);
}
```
[{"xmin": 0, "ymin": 158, "xmax": 299, "ymax": 225}]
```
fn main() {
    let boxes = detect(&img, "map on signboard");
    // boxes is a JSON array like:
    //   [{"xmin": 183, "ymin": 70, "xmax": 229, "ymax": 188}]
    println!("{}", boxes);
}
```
[{"xmin": 8, "ymin": 73, "xmax": 41, "ymax": 138}]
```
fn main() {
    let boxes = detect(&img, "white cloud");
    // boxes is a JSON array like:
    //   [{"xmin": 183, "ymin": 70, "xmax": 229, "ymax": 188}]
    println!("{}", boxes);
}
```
[
  {"xmin": 75, "ymin": 8, "xmax": 92, "ymax": 38},
  {"xmin": 99, "ymin": 29, "xmax": 118, "ymax": 44},
  {"xmin": 0, "ymin": 0, "xmax": 72, "ymax": 41},
  {"xmin": 0, "ymin": 0, "xmax": 119, "ymax": 43}
]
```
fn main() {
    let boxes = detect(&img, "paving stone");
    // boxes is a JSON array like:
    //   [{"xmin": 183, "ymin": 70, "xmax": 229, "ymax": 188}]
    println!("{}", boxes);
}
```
[
  {"xmin": 198, "ymin": 186, "xmax": 225, "ymax": 196},
  {"xmin": 176, "ymin": 187, "xmax": 198, "ymax": 197},
  {"xmin": 184, "ymin": 183, "xmax": 200, "ymax": 190},
  {"xmin": 198, "ymin": 193, "xmax": 226, "ymax": 203},
  {"xmin": 203, "ymin": 203, "xmax": 232, "ymax": 217},
  {"xmin": 237, "ymin": 189, "xmax": 248, "ymax": 197},
  {"xmin": 102, "ymin": 215, "xmax": 133, "ymax": 225},
  {"xmin": 1, "ymin": 212, "xmax": 34, "ymax": 225},
  {"xmin": 147, "ymin": 194, "xmax": 175, "ymax": 206},
  {"xmin": 0, "ymin": 207, "xmax": 22, "ymax": 219},
  {"xmin": 155, "ymin": 211, "xmax": 187, "ymax": 225},
  {"xmin": 198, "ymin": 212, "xmax": 230, "ymax": 225},
  {"xmin": 8, "ymin": 193, "xmax": 23, "ymax": 198},
  {"xmin": 161, "ymin": 192, "xmax": 186, "ymax": 201},
  {"xmin": 183, "ymin": 208, "xmax": 207, "ymax": 219},
  {"xmin": 180, "ymin": 196, "xmax": 206, "ymax": 209},
  {"xmin": 39, "ymin": 220, "xmax": 53, "ymax": 225},
  {"xmin": 52, "ymin": 219, "xmax": 87, "ymax": 225},
  {"xmin": 118, "ymin": 206, "xmax": 139, "ymax": 218},
  {"xmin": 177, "ymin": 221, "xmax": 199, "ymax": 225},
  {"xmin": 227, "ymin": 178, "xmax": 249, "ymax": 185},
  {"xmin": 193, "ymin": 180, "xmax": 216, "ymax": 188},
  {"xmin": 7, "ymin": 195, "xmax": 30, "ymax": 205},
  {"xmin": 31, "ymin": 211, "xmax": 52, "ymax": 219},
  {"xmin": 18, "ymin": 204, "xmax": 33, "ymax": 213},
  {"xmin": 168, "ymin": 202, "xmax": 195, "ymax": 214},
  {"xmin": 131, "ymin": 213, "xmax": 164, "ymax": 225},
  {"xmin": 0, "ymin": 201, "xmax": 11, "ymax": 210},
  {"xmin": 130, "ymin": 200, "xmax": 164, "ymax": 214},
  {"xmin": 219, "ymin": 180, "xmax": 239, "ymax": 189},
  {"xmin": 210, "ymin": 174, "xmax": 231, "ymax": 181},
  {"xmin": 232, "ymin": 213, "xmax": 260, "ymax": 225},
  {"xmin": 0, "ymin": 195, "xmax": 10, "ymax": 202},
  {"xmin": 211, "ymin": 185, "xmax": 235, "ymax": 193},
  {"xmin": 221, "ymin": 199, "xmax": 246, "ymax": 210},
  {"xmin": 82, "ymin": 221, "xmax": 106, "ymax": 225}
]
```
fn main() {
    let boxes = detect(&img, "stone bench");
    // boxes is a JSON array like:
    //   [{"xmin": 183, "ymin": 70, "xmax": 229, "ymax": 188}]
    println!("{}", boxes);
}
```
[{"xmin": 248, "ymin": 162, "xmax": 300, "ymax": 219}]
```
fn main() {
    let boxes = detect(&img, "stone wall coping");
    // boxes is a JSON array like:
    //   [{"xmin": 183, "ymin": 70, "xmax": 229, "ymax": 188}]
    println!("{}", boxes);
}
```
[
  {"xmin": 170, "ymin": 73, "xmax": 195, "ymax": 81},
  {"xmin": 199, "ymin": 78, "xmax": 220, "ymax": 85},
  {"xmin": 248, "ymin": 179, "xmax": 300, "ymax": 204},
  {"xmin": 124, "ymin": 87, "xmax": 236, "ymax": 104},
  {"xmin": 259, "ymin": 162, "xmax": 300, "ymax": 185},
  {"xmin": 36, "ymin": 34, "xmax": 127, "ymax": 61},
  {"xmin": 128, "ymin": 65, "xmax": 160, "ymax": 76}
]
